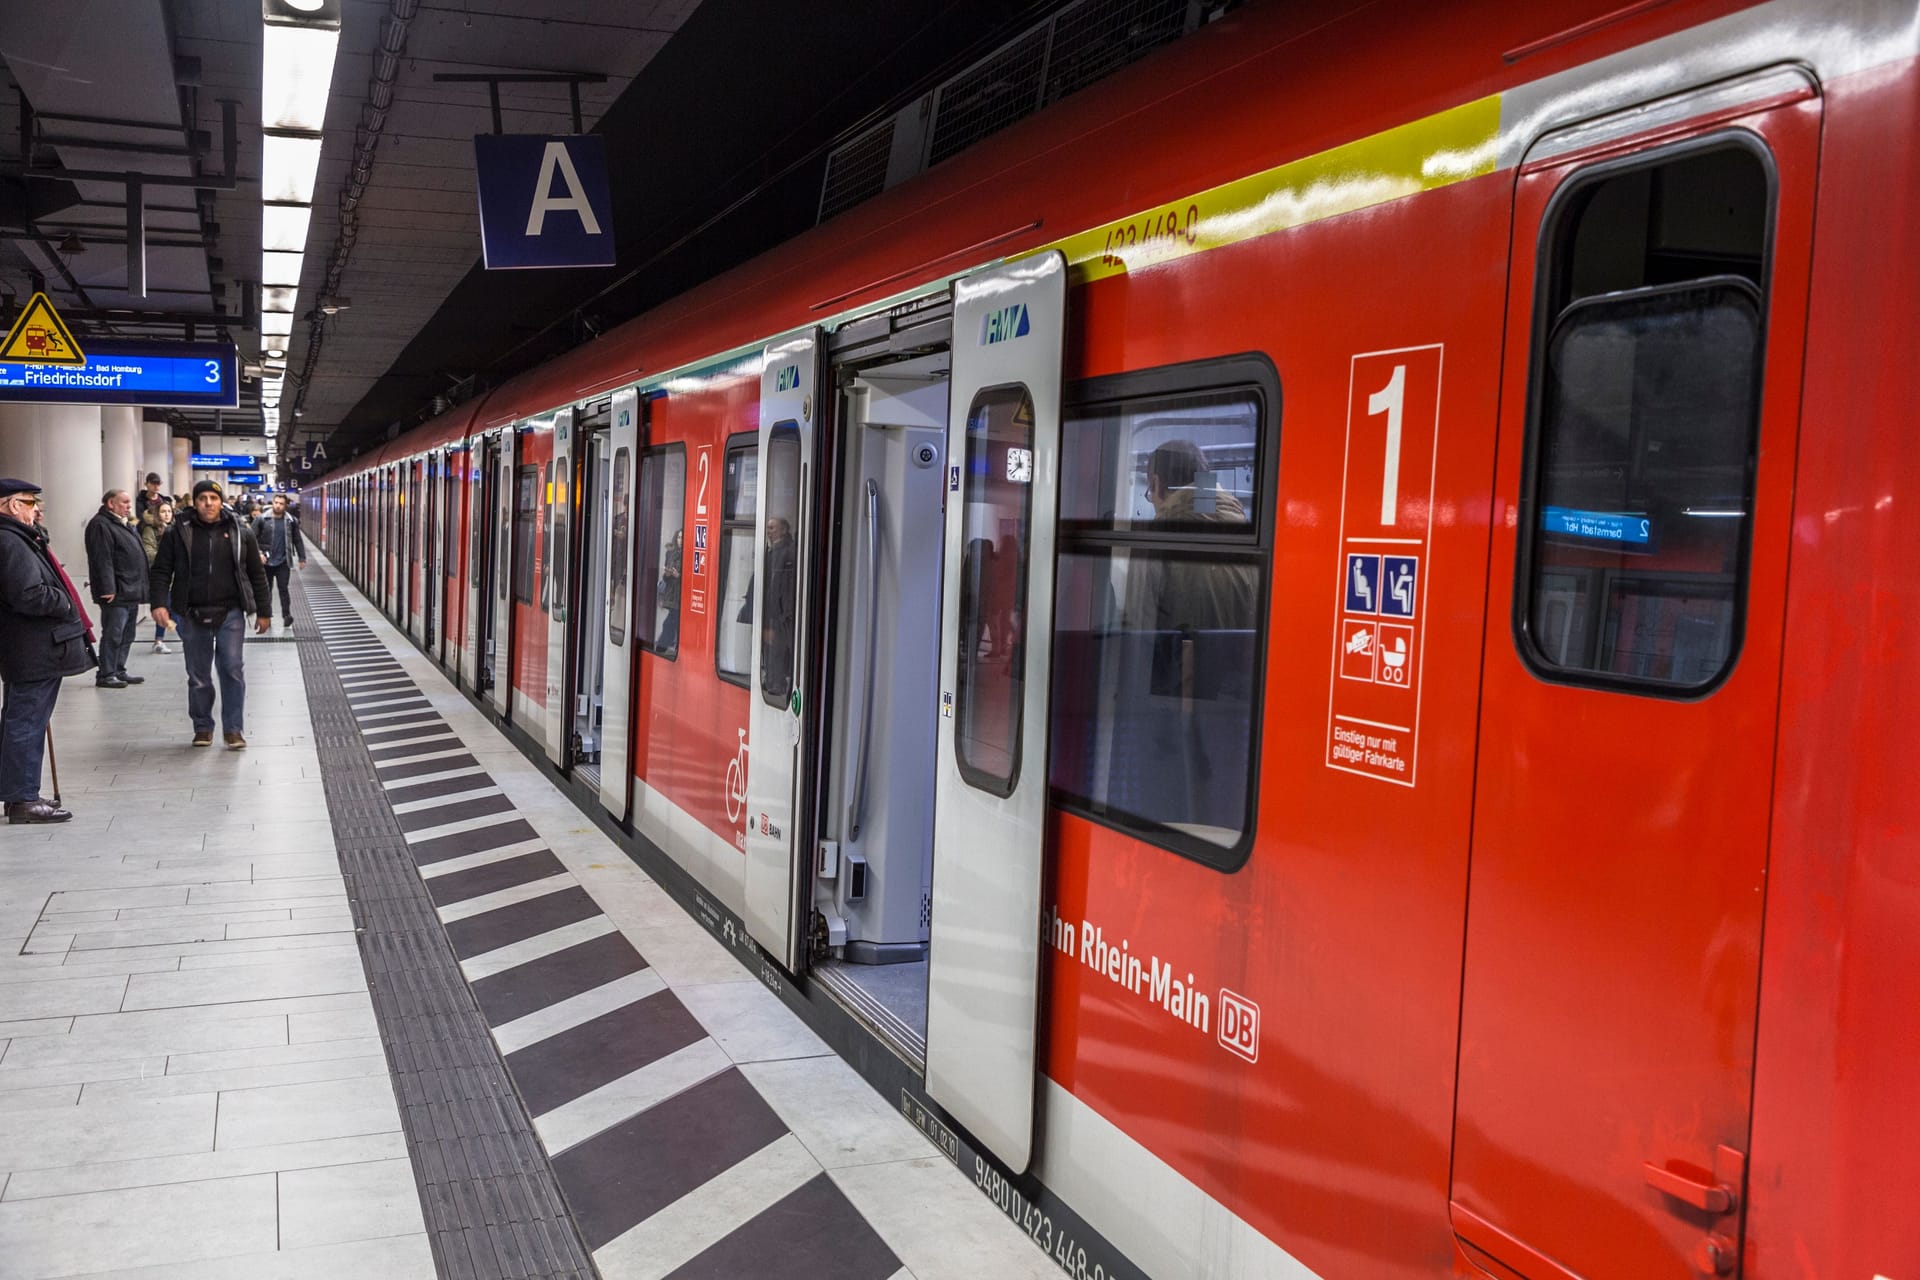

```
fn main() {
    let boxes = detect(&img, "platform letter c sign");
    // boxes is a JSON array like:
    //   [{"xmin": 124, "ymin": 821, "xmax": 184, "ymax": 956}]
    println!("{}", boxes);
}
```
[{"xmin": 526, "ymin": 142, "xmax": 602, "ymax": 237}]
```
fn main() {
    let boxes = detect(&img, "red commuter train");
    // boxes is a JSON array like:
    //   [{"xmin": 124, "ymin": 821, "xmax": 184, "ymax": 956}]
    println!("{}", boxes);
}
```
[{"xmin": 310, "ymin": 1, "xmax": 1920, "ymax": 1276}]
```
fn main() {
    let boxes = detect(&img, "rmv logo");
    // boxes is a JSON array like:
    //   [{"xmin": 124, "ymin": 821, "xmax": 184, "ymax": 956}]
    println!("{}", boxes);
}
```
[
  {"xmin": 774, "ymin": 365, "xmax": 800, "ymax": 393},
  {"xmin": 981, "ymin": 303, "xmax": 1030, "ymax": 346}
]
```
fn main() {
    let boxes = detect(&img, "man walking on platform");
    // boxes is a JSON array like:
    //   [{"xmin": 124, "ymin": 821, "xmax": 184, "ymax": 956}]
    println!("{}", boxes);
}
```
[
  {"xmin": 0, "ymin": 479, "xmax": 96, "ymax": 822},
  {"xmin": 256, "ymin": 493, "xmax": 306, "ymax": 629},
  {"xmin": 149, "ymin": 481, "xmax": 271, "ymax": 749},
  {"xmin": 84, "ymin": 489, "xmax": 148, "ymax": 689}
]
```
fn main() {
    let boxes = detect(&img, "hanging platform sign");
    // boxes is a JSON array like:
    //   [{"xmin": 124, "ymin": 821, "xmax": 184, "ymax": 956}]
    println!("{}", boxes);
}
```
[
  {"xmin": 473, "ymin": 134, "xmax": 616, "ymax": 269},
  {"xmin": 0, "ymin": 339, "xmax": 238, "ymax": 408},
  {"xmin": 0, "ymin": 292, "xmax": 86, "ymax": 366}
]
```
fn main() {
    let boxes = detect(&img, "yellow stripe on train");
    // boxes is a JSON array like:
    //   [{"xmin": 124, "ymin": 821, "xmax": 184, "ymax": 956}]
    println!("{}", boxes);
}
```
[{"xmin": 1036, "ymin": 93, "xmax": 1503, "ymax": 283}]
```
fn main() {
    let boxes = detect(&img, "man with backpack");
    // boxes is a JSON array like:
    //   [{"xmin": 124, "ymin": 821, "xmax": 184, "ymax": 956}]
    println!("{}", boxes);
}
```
[{"xmin": 149, "ymin": 481, "xmax": 271, "ymax": 749}]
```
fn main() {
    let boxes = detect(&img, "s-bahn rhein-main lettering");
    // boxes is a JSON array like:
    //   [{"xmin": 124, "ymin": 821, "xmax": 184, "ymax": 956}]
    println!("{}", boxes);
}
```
[{"xmin": 1050, "ymin": 907, "xmax": 1230, "ymax": 1044}]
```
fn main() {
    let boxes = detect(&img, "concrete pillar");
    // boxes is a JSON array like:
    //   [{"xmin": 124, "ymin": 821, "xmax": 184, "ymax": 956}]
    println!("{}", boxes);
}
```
[
  {"xmin": 141, "ymin": 419, "xmax": 170, "ymax": 491},
  {"xmin": 35, "ymin": 405, "xmax": 105, "ymax": 578},
  {"xmin": 170, "ymin": 438, "xmax": 190, "ymax": 496},
  {"xmin": 102, "ymin": 406, "xmax": 141, "ymax": 503},
  {"xmin": 0, "ymin": 403, "xmax": 103, "ymax": 570}
]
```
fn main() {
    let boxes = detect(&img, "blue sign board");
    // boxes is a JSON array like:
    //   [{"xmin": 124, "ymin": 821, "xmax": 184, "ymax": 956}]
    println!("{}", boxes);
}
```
[
  {"xmin": 1344, "ymin": 553, "xmax": 1380, "ymax": 614},
  {"xmin": 227, "ymin": 472, "xmax": 265, "ymax": 485},
  {"xmin": 474, "ymin": 134, "xmax": 615, "ymax": 269},
  {"xmin": 0, "ymin": 341, "xmax": 237, "ymax": 408},
  {"xmin": 1542, "ymin": 506, "xmax": 1652, "ymax": 546},
  {"xmin": 192, "ymin": 454, "xmax": 257, "ymax": 469},
  {"xmin": 1381, "ymin": 555, "xmax": 1419, "ymax": 618}
]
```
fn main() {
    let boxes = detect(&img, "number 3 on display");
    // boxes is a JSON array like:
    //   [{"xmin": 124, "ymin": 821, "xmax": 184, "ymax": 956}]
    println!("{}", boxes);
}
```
[
  {"xmin": 1368, "ymin": 364, "xmax": 1405, "ymax": 526},
  {"xmin": 203, "ymin": 359, "xmax": 220, "ymax": 386}
]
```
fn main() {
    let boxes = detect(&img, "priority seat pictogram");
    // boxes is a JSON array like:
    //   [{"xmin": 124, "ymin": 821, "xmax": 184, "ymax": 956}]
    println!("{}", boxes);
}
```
[{"xmin": 0, "ymin": 292, "xmax": 86, "ymax": 366}]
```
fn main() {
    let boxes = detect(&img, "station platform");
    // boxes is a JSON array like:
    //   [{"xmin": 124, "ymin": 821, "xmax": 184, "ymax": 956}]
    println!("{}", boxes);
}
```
[{"xmin": 0, "ymin": 558, "xmax": 1056, "ymax": 1280}]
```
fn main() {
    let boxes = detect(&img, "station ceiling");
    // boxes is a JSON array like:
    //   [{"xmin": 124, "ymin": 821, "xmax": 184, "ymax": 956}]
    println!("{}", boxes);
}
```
[{"xmin": 0, "ymin": 0, "xmax": 1134, "ymax": 466}]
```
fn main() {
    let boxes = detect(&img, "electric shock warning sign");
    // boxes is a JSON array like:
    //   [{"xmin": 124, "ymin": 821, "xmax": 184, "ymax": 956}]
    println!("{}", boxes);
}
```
[{"xmin": 1325, "ymin": 346, "xmax": 1442, "ymax": 786}]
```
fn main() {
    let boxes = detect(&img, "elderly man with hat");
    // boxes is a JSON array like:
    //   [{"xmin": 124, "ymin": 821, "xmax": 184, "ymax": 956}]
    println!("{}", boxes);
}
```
[
  {"xmin": 149, "ymin": 479, "xmax": 271, "ymax": 748},
  {"xmin": 0, "ymin": 478, "xmax": 97, "ymax": 822}
]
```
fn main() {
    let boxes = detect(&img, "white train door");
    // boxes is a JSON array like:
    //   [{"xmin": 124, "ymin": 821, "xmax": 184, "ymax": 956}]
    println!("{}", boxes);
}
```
[
  {"xmin": 488, "ymin": 429, "xmax": 516, "ymax": 718},
  {"xmin": 743, "ymin": 330, "xmax": 818, "ymax": 972},
  {"xmin": 598, "ymin": 388, "xmax": 640, "ymax": 819},
  {"xmin": 461, "ymin": 445, "xmax": 484, "ymax": 690},
  {"xmin": 543, "ymin": 408, "xmax": 576, "ymax": 763},
  {"xmin": 924, "ymin": 251, "xmax": 1066, "ymax": 1172}
]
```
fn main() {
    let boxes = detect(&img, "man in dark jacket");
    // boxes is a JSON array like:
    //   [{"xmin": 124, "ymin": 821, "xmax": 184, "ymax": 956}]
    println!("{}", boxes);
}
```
[
  {"xmin": 84, "ymin": 489, "xmax": 149, "ymax": 689},
  {"xmin": 149, "ymin": 480, "xmax": 271, "ymax": 749},
  {"xmin": 255, "ymin": 493, "xmax": 306, "ymax": 628},
  {"xmin": 0, "ymin": 478, "xmax": 95, "ymax": 821},
  {"xmin": 135, "ymin": 472, "xmax": 166, "ymax": 522}
]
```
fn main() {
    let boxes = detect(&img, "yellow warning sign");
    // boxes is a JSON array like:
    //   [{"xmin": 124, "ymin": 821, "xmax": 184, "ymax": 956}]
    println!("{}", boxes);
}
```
[{"xmin": 0, "ymin": 292, "xmax": 86, "ymax": 366}]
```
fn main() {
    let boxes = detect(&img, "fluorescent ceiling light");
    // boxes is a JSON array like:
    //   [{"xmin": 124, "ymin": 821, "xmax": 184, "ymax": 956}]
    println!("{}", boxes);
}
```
[
  {"xmin": 261, "ymin": 285, "xmax": 297, "ymax": 312},
  {"xmin": 261, "ymin": 24, "xmax": 338, "ymax": 132},
  {"xmin": 261, "ymin": 132, "xmax": 322, "ymax": 203},
  {"xmin": 261, "ymin": 205, "xmax": 312, "ymax": 254},
  {"xmin": 261, "ymin": 311, "xmax": 294, "ymax": 337},
  {"xmin": 262, "ymin": 250, "xmax": 303, "ymax": 287}
]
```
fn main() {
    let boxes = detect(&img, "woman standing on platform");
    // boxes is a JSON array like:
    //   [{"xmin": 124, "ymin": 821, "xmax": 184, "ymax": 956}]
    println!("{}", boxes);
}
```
[{"xmin": 141, "ymin": 500, "xmax": 176, "ymax": 653}]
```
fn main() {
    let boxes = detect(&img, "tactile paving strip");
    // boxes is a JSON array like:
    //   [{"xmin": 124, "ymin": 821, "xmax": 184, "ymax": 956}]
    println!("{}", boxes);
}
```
[{"xmin": 290, "ymin": 571, "xmax": 599, "ymax": 1280}]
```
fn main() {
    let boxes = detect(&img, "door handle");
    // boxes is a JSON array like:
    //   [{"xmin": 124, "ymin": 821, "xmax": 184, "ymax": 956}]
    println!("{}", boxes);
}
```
[{"xmin": 1642, "ymin": 1161, "xmax": 1735, "ymax": 1214}]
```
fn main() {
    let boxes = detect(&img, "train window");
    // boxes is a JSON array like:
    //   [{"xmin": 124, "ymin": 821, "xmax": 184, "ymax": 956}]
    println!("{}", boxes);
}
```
[
  {"xmin": 955, "ymin": 386, "xmax": 1035, "ymax": 796},
  {"xmin": 715, "ymin": 435, "xmax": 758, "ymax": 686},
  {"xmin": 1050, "ymin": 360, "xmax": 1273, "ymax": 870},
  {"xmin": 1060, "ymin": 389, "xmax": 1262, "ymax": 538},
  {"xmin": 608, "ymin": 448, "xmax": 632, "ymax": 648},
  {"xmin": 513, "ymin": 464, "xmax": 537, "ymax": 603},
  {"xmin": 1518, "ymin": 140, "xmax": 1770, "ymax": 693},
  {"xmin": 540, "ymin": 459, "xmax": 553, "ymax": 616},
  {"xmin": 634, "ymin": 446, "xmax": 686, "ymax": 658},
  {"xmin": 758, "ymin": 425, "xmax": 802, "ymax": 710}
]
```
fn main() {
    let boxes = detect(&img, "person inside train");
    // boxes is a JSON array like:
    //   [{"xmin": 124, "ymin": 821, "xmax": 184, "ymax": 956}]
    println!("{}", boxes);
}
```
[
  {"xmin": 760, "ymin": 515, "xmax": 797, "ymax": 702},
  {"xmin": 1131, "ymin": 439, "xmax": 1257, "ymax": 639},
  {"xmin": 658, "ymin": 528, "xmax": 683, "ymax": 651}
]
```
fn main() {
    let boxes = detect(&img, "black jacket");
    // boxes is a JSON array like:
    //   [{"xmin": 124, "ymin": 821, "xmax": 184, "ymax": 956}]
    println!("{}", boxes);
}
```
[
  {"xmin": 255, "ymin": 511, "xmax": 306, "ymax": 566},
  {"xmin": 149, "ymin": 509, "xmax": 271, "ymax": 618},
  {"xmin": 84, "ymin": 508, "xmax": 149, "ymax": 605},
  {"xmin": 0, "ymin": 516, "xmax": 96, "ymax": 683}
]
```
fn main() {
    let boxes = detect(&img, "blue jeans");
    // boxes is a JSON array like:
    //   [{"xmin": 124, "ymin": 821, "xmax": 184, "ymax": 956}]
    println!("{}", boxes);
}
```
[
  {"xmin": 179, "ymin": 608, "xmax": 246, "ymax": 735},
  {"xmin": 0, "ymin": 676, "xmax": 60, "ymax": 802},
  {"xmin": 98, "ymin": 602, "xmax": 137, "ymax": 680}
]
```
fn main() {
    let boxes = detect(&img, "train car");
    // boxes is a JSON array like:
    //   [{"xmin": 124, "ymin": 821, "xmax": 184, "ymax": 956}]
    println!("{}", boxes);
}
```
[{"xmin": 309, "ymin": 1, "xmax": 1920, "ymax": 1276}]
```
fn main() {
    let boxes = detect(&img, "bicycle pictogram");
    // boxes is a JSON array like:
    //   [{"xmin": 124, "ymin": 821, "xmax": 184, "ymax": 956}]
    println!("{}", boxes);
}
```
[{"xmin": 724, "ymin": 727, "xmax": 748, "ymax": 824}]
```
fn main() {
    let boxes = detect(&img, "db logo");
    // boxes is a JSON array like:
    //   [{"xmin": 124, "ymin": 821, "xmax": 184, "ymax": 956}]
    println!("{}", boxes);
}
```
[
  {"xmin": 757, "ymin": 813, "xmax": 782, "ymax": 839},
  {"xmin": 1218, "ymin": 989, "xmax": 1260, "ymax": 1063}
]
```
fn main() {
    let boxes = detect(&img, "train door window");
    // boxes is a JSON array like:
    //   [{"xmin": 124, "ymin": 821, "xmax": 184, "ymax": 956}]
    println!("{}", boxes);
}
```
[
  {"xmin": 1050, "ymin": 359, "xmax": 1273, "ymax": 868},
  {"xmin": 608, "ymin": 448, "xmax": 632, "ymax": 647},
  {"xmin": 513, "ymin": 464, "xmax": 537, "ymax": 603},
  {"xmin": 444, "ymin": 461, "xmax": 459, "ymax": 581},
  {"xmin": 551, "ymin": 453, "xmax": 570, "ymax": 624},
  {"xmin": 539, "ymin": 459, "xmax": 553, "ymax": 615},
  {"xmin": 954, "ymin": 386, "xmax": 1035, "ymax": 794},
  {"xmin": 633, "ymin": 445, "xmax": 687, "ymax": 657},
  {"xmin": 1517, "ymin": 142, "xmax": 1770, "ymax": 693},
  {"xmin": 715, "ymin": 434, "xmax": 758, "ymax": 685},
  {"xmin": 758, "ymin": 424, "xmax": 801, "ymax": 708}
]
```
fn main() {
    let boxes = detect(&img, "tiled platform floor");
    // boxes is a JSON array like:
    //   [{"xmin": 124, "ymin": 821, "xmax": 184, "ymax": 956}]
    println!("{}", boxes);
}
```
[
  {"xmin": 0, "ymin": 560, "xmax": 1057, "ymax": 1280},
  {"xmin": 0, "ymin": 620, "xmax": 435, "ymax": 1278}
]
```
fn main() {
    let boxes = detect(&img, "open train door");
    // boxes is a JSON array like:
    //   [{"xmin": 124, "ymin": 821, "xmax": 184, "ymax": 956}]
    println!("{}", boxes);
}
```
[
  {"xmin": 487, "ymin": 429, "xmax": 517, "ymax": 718},
  {"xmin": 924, "ymin": 250, "xmax": 1066, "ymax": 1172},
  {"xmin": 597, "ymin": 388, "xmax": 640, "ymax": 819},
  {"xmin": 460, "ymin": 444, "xmax": 484, "ymax": 690},
  {"xmin": 1451, "ymin": 77, "xmax": 1819, "ymax": 1280},
  {"xmin": 742, "ymin": 330, "xmax": 819, "ymax": 973},
  {"xmin": 542, "ymin": 408, "xmax": 576, "ymax": 764}
]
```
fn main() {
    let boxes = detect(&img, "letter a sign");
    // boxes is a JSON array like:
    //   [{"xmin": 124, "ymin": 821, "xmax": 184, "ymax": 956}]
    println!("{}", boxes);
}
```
[{"xmin": 473, "ymin": 134, "xmax": 616, "ymax": 269}]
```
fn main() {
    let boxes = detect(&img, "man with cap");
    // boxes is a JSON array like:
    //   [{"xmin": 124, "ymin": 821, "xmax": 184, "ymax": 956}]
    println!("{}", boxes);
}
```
[
  {"xmin": 0, "ymin": 478, "xmax": 97, "ymax": 821},
  {"xmin": 135, "ymin": 472, "xmax": 166, "ymax": 523},
  {"xmin": 149, "ymin": 480, "xmax": 271, "ymax": 749},
  {"xmin": 84, "ymin": 489, "xmax": 149, "ymax": 689},
  {"xmin": 255, "ymin": 493, "xmax": 306, "ymax": 629}
]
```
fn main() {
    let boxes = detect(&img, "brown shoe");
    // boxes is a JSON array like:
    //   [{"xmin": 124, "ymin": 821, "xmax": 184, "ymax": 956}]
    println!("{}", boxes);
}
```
[
  {"xmin": 7, "ymin": 799, "xmax": 72, "ymax": 824},
  {"xmin": 192, "ymin": 729, "xmax": 213, "ymax": 747},
  {"xmin": 224, "ymin": 732, "xmax": 247, "ymax": 750}
]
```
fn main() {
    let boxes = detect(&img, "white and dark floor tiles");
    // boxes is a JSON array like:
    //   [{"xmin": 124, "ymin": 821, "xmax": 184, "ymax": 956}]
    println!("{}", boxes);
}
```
[{"xmin": 298, "ymin": 565, "xmax": 1052, "ymax": 1280}]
